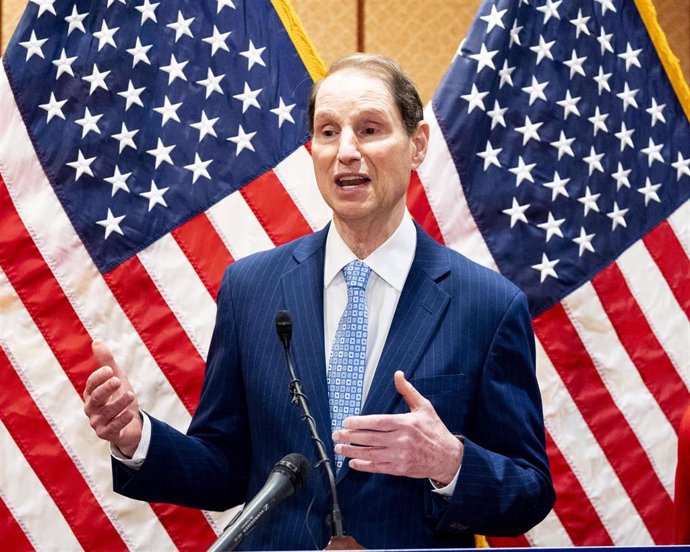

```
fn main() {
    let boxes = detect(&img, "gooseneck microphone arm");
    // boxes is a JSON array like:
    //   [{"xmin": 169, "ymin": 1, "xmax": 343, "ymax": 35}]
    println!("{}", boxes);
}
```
[{"xmin": 275, "ymin": 310, "xmax": 345, "ymax": 539}]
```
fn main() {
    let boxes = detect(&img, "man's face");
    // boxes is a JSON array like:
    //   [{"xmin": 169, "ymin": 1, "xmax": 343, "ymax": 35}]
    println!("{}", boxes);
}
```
[{"xmin": 311, "ymin": 69, "xmax": 428, "ymax": 233}]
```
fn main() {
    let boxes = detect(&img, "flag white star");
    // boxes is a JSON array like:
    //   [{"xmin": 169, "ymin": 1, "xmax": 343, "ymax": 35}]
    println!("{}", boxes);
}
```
[
  {"xmin": 112, "ymin": 122, "xmax": 139, "ymax": 153},
  {"xmin": 498, "ymin": 60, "xmax": 516, "ymax": 88},
  {"xmin": 118, "ymin": 80, "xmax": 145, "ymax": 110},
  {"xmin": 82, "ymin": 64, "xmax": 111, "ymax": 94},
  {"xmin": 104, "ymin": 166, "xmax": 131, "ymax": 197},
  {"xmin": 240, "ymin": 40, "xmax": 267, "ymax": 70},
  {"xmin": 203, "ymin": 25, "xmax": 231, "ymax": 56},
  {"xmin": 509, "ymin": 21, "xmax": 523, "ymax": 47},
  {"xmin": 136, "ymin": 0, "xmax": 160, "ymax": 24},
  {"xmin": 549, "ymin": 131, "xmax": 575, "ymax": 160},
  {"xmin": 65, "ymin": 5, "xmax": 88, "ymax": 35},
  {"xmin": 607, "ymin": 202, "xmax": 629, "ymax": 231},
  {"xmin": 147, "ymin": 138, "xmax": 175, "ymax": 168},
  {"xmin": 216, "ymin": 0, "xmax": 236, "ymax": 13},
  {"xmin": 646, "ymin": 98, "xmax": 666, "ymax": 127},
  {"xmin": 184, "ymin": 154, "xmax": 213, "ymax": 183},
  {"xmin": 618, "ymin": 42, "xmax": 643, "ymax": 71},
  {"xmin": 569, "ymin": 9, "xmax": 591, "ymax": 38},
  {"xmin": 487, "ymin": 100, "xmax": 507, "ymax": 129},
  {"xmin": 597, "ymin": 27, "xmax": 614, "ymax": 55},
  {"xmin": 461, "ymin": 84, "xmax": 489, "ymax": 113},
  {"xmin": 530, "ymin": 35, "xmax": 556, "ymax": 65},
  {"xmin": 270, "ymin": 98, "xmax": 296, "ymax": 127},
  {"xmin": 197, "ymin": 68, "xmax": 225, "ymax": 98},
  {"xmin": 616, "ymin": 83, "xmax": 639, "ymax": 111},
  {"xmin": 595, "ymin": 0, "xmax": 617, "ymax": 15},
  {"xmin": 19, "ymin": 31, "xmax": 47, "ymax": 61},
  {"xmin": 126, "ymin": 37, "xmax": 152, "ymax": 67},
  {"xmin": 480, "ymin": 4, "xmax": 507, "ymax": 33},
  {"xmin": 515, "ymin": 115, "xmax": 543, "ymax": 145},
  {"xmin": 228, "ymin": 125, "xmax": 257, "ymax": 155},
  {"xmin": 671, "ymin": 152, "xmax": 690, "ymax": 180},
  {"xmin": 531, "ymin": 254, "xmax": 559, "ymax": 283},
  {"xmin": 154, "ymin": 96, "xmax": 183, "ymax": 126},
  {"xmin": 140, "ymin": 181, "xmax": 169, "ymax": 211},
  {"xmin": 637, "ymin": 178, "xmax": 661, "ymax": 206},
  {"xmin": 161, "ymin": 54, "xmax": 188, "ymax": 85},
  {"xmin": 556, "ymin": 90, "xmax": 581, "ymax": 119},
  {"xmin": 573, "ymin": 228, "xmax": 595, "ymax": 256},
  {"xmin": 588, "ymin": 106, "xmax": 609, "ymax": 135},
  {"xmin": 167, "ymin": 11, "xmax": 194, "ymax": 42},
  {"xmin": 521, "ymin": 76, "xmax": 549, "ymax": 105},
  {"xmin": 537, "ymin": 0, "xmax": 562, "ymax": 24},
  {"xmin": 563, "ymin": 50, "xmax": 587, "ymax": 79},
  {"xmin": 75, "ymin": 107, "xmax": 103, "ymax": 138},
  {"xmin": 39, "ymin": 92, "xmax": 67, "ymax": 122},
  {"xmin": 52, "ymin": 49, "xmax": 77, "ymax": 79},
  {"xmin": 469, "ymin": 44, "xmax": 499, "ymax": 74},
  {"xmin": 612, "ymin": 162, "xmax": 632, "ymax": 190},
  {"xmin": 107, "ymin": 0, "xmax": 127, "ymax": 6},
  {"xmin": 641, "ymin": 137, "xmax": 664, "ymax": 167},
  {"xmin": 578, "ymin": 186, "xmax": 601, "ymax": 216},
  {"xmin": 543, "ymin": 171, "xmax": 570, "ymax": 200},
  {"xmin": 66, "ymin": 150, "xmax": 96, "ymax": 180},
  {"xmin": 190, "ymin": 111, "xmax": 220, "ymax": 141},
  {"xmin": 502, "ymin": 197, "xmax": 530, "ymax": 228},
  {"xmin": 96, "ymin": 209, "xmax": 125, "ymax": 240},
  {"xmin": 30, "ymin": 0, "xmax": 56, "ymax": 17},
  {"xmin": 509, "ymin": 156, "xmax": 536, "ymax": 187},
  {"xmin": 477, "ymin": 141, "xmax": 502, "ymax": 170},
  {"xmin": 583, "ymin": 146, "xmax": 605, "ymax": 175},
  {"xmin": 93, "ymin": 20, "xmax": 119, "ymax": 51},
  {"xmin": 233, "ymin": 82, "xmax": 263, "ymax": 113},
  {"xmin": 537, "ymin": 212, "xmax": 566, "ymax": 242},
  {"xmin": 614, "ymin": 122, "xmax": 635, "ymax": 152},
  {"xmin": 594, "ymin": 66, "xmax": 612, "ymax": 94}
]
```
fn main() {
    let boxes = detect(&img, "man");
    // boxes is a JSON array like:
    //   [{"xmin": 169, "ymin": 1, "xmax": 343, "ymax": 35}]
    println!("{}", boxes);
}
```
[{"xmin": 84, "ymin": 53, "xmax": 555, "ymax": 549}]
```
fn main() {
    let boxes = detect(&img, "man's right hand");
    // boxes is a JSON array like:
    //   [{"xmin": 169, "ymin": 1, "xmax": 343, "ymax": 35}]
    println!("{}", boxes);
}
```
[{"xmin": 83, "ymin": 340, "xmax": 142, "ymax": 458}]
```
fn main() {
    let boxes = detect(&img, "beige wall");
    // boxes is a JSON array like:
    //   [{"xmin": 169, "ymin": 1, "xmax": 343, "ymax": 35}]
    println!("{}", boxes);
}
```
[{"xmin": 2, "ymin": 0, "xmax": 689, "ymax": 104}]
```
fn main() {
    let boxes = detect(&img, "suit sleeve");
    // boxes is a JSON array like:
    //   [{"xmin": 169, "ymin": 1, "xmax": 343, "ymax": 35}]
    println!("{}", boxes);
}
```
[{"xmin": 428, "ymin": 290, "xmax": 555, "ymax": 536}]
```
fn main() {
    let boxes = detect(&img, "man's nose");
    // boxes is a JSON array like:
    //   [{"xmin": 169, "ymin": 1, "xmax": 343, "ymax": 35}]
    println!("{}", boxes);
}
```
[{"xmin": 337, "ymin": 128, "xmax": 361, "ymax": 163}]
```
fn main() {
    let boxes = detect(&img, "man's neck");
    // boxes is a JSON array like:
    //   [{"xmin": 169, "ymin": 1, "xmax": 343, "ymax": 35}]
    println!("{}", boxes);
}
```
[{"xmin": 333, "ymin": 211, "xmax": 405, "ymax": 259}]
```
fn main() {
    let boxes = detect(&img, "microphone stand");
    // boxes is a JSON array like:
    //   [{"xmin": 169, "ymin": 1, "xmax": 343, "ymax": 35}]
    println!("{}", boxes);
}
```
[{"xmin": 275, "ymin": 311, "xmax": 364, "ymax": 550}]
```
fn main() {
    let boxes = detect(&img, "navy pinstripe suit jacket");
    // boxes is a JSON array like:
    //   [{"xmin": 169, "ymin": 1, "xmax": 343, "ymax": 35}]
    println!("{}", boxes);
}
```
[{"xmin": 113, "ymin": 223, "xmax": 555, "ymax": 550}]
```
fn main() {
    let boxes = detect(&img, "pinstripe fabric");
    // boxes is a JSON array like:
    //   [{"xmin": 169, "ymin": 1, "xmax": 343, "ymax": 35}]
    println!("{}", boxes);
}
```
[{"xmin": 113, "ymin": 223, "xmax": 553, "ymax": 550}]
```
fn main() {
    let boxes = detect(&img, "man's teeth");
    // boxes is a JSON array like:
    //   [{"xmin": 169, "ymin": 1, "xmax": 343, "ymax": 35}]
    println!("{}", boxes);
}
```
[{"xmin": 337, "ymin": 176, "xmax": 368, "ymax": 186}]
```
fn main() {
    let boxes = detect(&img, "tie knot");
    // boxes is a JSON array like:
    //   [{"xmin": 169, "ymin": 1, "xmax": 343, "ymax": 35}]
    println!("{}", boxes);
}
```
[{"xmin": 342, "ymin": 260, "xmax": 371, "ymax": 290}]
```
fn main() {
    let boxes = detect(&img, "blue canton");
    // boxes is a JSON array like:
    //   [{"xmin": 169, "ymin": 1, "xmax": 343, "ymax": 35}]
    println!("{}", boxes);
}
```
[{"xmin": 328, "ymin": 260, "xmax": 372, "ymax": 471}]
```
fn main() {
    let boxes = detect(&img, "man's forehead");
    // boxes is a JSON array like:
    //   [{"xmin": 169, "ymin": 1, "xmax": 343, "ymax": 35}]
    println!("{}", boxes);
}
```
[{"xmin": 314, "ymin": 69, "xmax": 394, "ymax": 109}]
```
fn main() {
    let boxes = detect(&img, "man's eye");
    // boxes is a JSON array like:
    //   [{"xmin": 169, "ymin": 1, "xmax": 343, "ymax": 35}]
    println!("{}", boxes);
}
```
[
  {"xmin": 322, "ymin": 129, "xmax": 334, "ymax": 137},
  {"xmin": 363, "ymin": 127, "xmax": 377, "ymax": 135}
]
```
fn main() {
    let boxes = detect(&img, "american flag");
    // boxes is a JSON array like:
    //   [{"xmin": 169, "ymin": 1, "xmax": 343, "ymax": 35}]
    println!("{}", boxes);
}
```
[{"xmin": 0, "ymin": 0, "xmax": 687, "ymax": 551}]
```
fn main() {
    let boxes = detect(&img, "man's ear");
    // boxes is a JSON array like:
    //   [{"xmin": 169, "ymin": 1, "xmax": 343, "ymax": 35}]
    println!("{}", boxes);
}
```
[{"xmin": 411, "ymin": 121, "xmax": 430, "ymax": 170}]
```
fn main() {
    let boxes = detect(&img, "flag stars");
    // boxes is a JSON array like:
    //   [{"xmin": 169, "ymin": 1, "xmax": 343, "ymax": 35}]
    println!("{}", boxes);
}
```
[
  {"xmin": 583, "ymin": 146, "xmax": 605, "ymax": 175},
  {"xmin": 616, "ymin": 83, "xmax": 639, "ymax": 111},
  {"xmin": 270, "ymin": 98, "xmax": 296, "ymax": 128},
  {"xmin": 543, "ymin": 171, "xmax": 570, "ymax": 200},
  {"xmin": 135, "ymin": 0, "xmax": 160, "ymax": 25},
  {"xmin": 498, "ymin": 60, "xmax": 516, "ymax": 88},
  {"xmin": 39, "ymin": 92, "xmax": 67, "ymax": 122},
  {"xmin": 672, "ymin": 152, "xmax": 690, "ymax": 180},
  {"xmin": 612, "ymin": 162, "xmax": 632, "ymax": 190},
  {"xmin": 216, "ymin": 0, "xmax": 236, "ymax": 13},
  {"xmin": 521, "ymin": 76, "xmax": 549, "ymax": 105},
  {"xmin": 82, "ymin": 64, "xmax": 111, "ymax": 95},
  {"xmin": 487, "ymin": 100, "xmax": 507, "ymax": 129},
  {"xmin": 536, "ymin": 0, "xmax": 562, "ymax": 24},
  {"xmin": 550, "ymin": 132, "xmax": 575, "ymax": 161},
  {"xmin": 595, "ymin": 0, "xmax": 617, "ymax": 15},
  {"xmin": 537, "ymin": 212, "xmax": 566, "ymax": 242},
  {"xmin": 104, "ymin": 166, "xmax": 131, "ymax": 197},
  {"xmin": 126, "ymin": 38, "xmax": 152, "ymax": 67},
  {"xmin": 615, "ymin": 122, "xmax": 635, "ymax": 152},
  {"xmin": 509, "ymin": 21, "xmax": 523, "ymax": 47},
  {"xmin": 607, "ymin": 202, "xmax": 629, "ymax": 230},
  {"xmin": 96, "ymin": 209, "xmax": 125, "ymax": 240},
  {"xmin": 93, "ymin": 20, "xmax": 119, "ymax": 51},
  {"xmin": 240, "ymin": 40, "xmax": 267, "ymax": 70},
  {"xmin": 167, "ymin": 11, "xmax": 194, "ymax": 42},
  {"xmin": 530, "ymin": 36, "xmax": 556, "ymax": 65},
  {"xmin": 597, "ymin": 27, "xmax": 614, "ymax": 55},
  {"xmin": 161, "ymin": 54, "xmax": 188, "ymax": 85},
  {"xmin": 154, "ymin": 96, "xmax": 182, "ymax": 126},
  {"xmin": 19, "ymin": 30, "xmax": 47, "ymax": 61},
  {"xmin": 67, "ymin": 150, "xmax": 96, "ymax": 180},
  {"xmin": 112, "ymin": 122, "xmax": 139, "ymax": 153},
  {"xmin": 502, "ymin": 197, "xmax": 530, "ymax": 228},
  {"xmin": 618, "ymin": 43, "xmax": 643, "ymax": 71},
  {"xmin": 563, "ymin": 50, "xmax": 587, "ymax": 79},
  {"xmin": 588, "ymin": 106, "xmax": 609, "ymax": 136},
  {"xmin": 479, "ymin": 4, "xmax": 507, "ymax": 33},
  {"xmin": 578, "ymin": 186, "xmax": 601, "ymax": 216},
  {"xmin": 140, "ymin": 181, "xmax": 169, "ymax": 211},
  {"xmin": 477, "ymin": 141, "xmax": 502, "ymax": 170},
  {"xmin": 641, "ymin": 138, "xmax": 664, "ymax": 167},
  {"xmin": 509, "ymin": 156, "xmax": 537, "ymax": 186},
  {"xmin": 233, "ymin": 82, "xmax": 263, "ymax": 113},
  {"xmin": 65, "ymin": 5, "xmax": 88, "ymax": 35},
  {"xmin": 203, "ymin": 25, "xmax": 231, "ymax": 56},
  {"xmin": 147, "ymin": 138, "xmax": 175, "ymax": 168},
  {"xmin": 515, "ymin": 115, "xmax": 543, "ymax": 145},
  {"xmin": 190, "ymin": 111, "xmax": 220, "ymax": 141},
  {"xmin": 569, "ymin": 9, "xmax": 591, "ymax": 38},
  {"xmin": 646, "ymin": 98, "xmax": 666, "ymax": 127},
  {"xmin": 531, "ymin": 254, "xmax": 559, "ymax": 283},
  {"xmin": 184, "ymin": 154, "xmax": 213, "ymax": 183},
  {"xmin": 75, "ymin": 107, "xmax": 103, "ymax": 138},
  {"xmin": 197, "ymin": 68, "xmax": 225, "ymax": 98},
  {"xmin": 52, "ymin": 49, "xmax": 77, "ymax": 79},
  {"xmin": 461, "ymin": 84, "xmax": 488, "ymax": 113},
  {"xmin": 557, "ymin": 90, "xmax": 581, "ymax": 119},
  {"xmin": 30, "ymin": 0, "xmax": 56, "ymax": 18},
  {"xmin": 469, "ymin": 44, "xmax": 499, "ymax": 74},
  {"xmin": 594, "ymin": 66, "xmax": 612, "ymax": 94},
  {"xmin": 637, "ymin": 178, "xmax": 661, "ymax": 206},
  {"xmin": 573, "ymin": 228, "xmax": 596, "ymax": 256},
  {"xmin": 228, "ymin": 125, "xmax": 257, "ymax": 155},
  {"xmin": 118, "ymin": 80, "xmax": 145, "ymax": 110}
]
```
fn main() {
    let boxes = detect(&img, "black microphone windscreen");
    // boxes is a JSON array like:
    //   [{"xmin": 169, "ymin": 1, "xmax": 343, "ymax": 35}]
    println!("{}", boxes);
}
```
[
  {"xmin": 275, "ymin": 310, "xmax": 292, "ymax": 343},
  {"xmin": 272, "ymin": 453, "xmax": 310, "ymax": 490}
]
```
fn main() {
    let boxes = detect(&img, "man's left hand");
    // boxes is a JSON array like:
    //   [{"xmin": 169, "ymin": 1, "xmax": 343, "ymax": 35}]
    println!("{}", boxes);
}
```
[{"xmin": 332, "ymin": 370, "xmax": 463, "ymax": 485}]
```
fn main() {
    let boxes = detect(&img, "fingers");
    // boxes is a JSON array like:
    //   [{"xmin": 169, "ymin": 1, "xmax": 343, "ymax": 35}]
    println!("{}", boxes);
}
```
[
  {"xmin": 394, "ymin": 370, "xmax": 427, "ymax": 412},
  {"xmin": 92, "ymin": 339, "xmax": 121, "ymax": 376}
]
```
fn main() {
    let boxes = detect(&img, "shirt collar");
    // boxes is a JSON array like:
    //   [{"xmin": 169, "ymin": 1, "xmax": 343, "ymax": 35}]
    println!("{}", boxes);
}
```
[{"xmin": 324, "ymin": 214, "xmax": 417, "ymax": 292}]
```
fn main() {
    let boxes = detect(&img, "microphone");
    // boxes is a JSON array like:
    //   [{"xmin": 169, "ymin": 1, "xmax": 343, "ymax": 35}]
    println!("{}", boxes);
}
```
[
  {"xmin": 274, "ymin": 310, "xmax": 345, "ymax": 538},
  {"xmin": 207, "ymin": 453, "xmax": 310, "ymax": 552}
]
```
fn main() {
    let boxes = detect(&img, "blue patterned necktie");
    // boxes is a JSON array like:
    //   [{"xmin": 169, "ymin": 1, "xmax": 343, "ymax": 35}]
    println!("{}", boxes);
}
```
[{"xmin": 328, "ymin": 259, "xmax": 372, "ymax": 471}]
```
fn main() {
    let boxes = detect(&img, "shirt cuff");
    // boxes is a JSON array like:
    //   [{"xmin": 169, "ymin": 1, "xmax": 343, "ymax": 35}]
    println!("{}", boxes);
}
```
[
  {"xmin": 430, "ymin": 463, "xmax": 461, "ymax": 497},
  {"xmin": 110, "ymin": 412, "xmax": 151, "ymax": 470}
]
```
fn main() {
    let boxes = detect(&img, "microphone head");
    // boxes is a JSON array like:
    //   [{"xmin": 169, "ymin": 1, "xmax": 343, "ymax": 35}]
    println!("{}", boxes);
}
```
[
  {"xmin": 275, "ymin": 310, "xmax": 292, "ymax": 344},
  {"xmin": 273, "ymin": 453, "xmax": 310, "ymax": 490}
]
